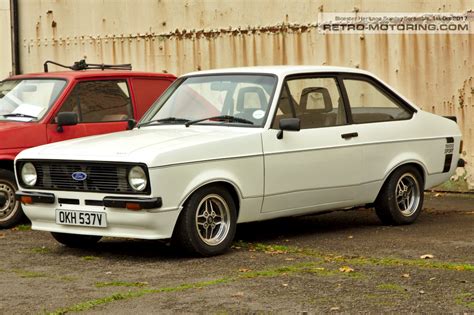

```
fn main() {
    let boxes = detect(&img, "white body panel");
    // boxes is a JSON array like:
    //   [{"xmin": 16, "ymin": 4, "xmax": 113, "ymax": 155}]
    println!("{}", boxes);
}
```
[
  {"xmin": 16, "ymin": 66, "xmax": 462, "ymax": 240},
  {"xmin": 261, "ymin": 125, "xmax": 363, "ymax": 213}
]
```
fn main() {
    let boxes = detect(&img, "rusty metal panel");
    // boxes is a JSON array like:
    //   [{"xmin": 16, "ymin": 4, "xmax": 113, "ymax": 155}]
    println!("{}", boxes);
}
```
[
  {"xmin": 15, "ymin": 0, "xmax": 474, "ymax": 189},
  {"xmin": 0, "ymin": 0, "xmax": 12, "ymax": 78}
]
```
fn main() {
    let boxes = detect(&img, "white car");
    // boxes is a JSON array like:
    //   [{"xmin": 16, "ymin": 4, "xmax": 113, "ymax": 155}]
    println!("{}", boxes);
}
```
[{"xmin": 15, "ymin": 66, "xmax": 462, "ymax": 256}]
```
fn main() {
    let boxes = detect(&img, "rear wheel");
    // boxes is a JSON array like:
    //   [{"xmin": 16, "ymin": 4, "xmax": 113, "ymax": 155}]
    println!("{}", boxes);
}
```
[
  {"xmin": 0, "ymin": 169, "xmax": 25, "ymax": 228},
  {"xmin": 375, "ymin": 165, "xmax": 424, "ymax": 225},
  {"xmin": 51, "ymin": 232, "xmax": 102, "ymax": 248},
  {"xmin": 173, "ymin": 185, "xmax": 237, "ymax": 256}
]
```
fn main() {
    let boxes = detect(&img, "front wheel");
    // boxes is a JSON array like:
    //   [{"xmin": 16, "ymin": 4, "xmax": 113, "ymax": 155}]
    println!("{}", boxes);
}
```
[
  {"xmin": 173, "ymin": 185, "xmax": 237, "ymax": 256},
  {"xmin": 375, "ymin": 165, "xmax": 424, "ymax": 225},
  {"xmin": 51, "ymin": 232, "xmax": 102, "ymax": 248},
  {"xmin": 0, "ymin": 169, "xmax": 25, "ymax": 228}
]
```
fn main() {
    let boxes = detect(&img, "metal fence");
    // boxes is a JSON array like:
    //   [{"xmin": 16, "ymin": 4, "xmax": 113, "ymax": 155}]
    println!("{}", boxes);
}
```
[{"xmin": 2, "ymin": 0, "xmax": 473, "ymax": 188}]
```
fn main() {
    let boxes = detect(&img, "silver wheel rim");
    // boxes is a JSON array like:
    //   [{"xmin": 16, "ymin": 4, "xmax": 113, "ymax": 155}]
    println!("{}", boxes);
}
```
[
  {"xmin": 195, "ymin": 194, "xmax": 231, "ymax": 246},
  {"xmin": 0, "ymin": 181, "xmax": 19, "ymax": 222},
  {"xmin": 395, "ymin": 173, "xmax": 420, "ymax": 217}
]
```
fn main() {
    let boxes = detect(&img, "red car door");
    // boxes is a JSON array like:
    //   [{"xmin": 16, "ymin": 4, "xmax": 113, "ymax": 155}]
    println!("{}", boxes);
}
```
[{"xmin": 46, "ymin": 79, "xmax": 132, "ymax": 143}]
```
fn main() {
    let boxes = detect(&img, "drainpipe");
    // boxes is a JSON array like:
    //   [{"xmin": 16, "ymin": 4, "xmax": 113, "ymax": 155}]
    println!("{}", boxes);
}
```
[{"xmin": 10, "ymin": 0, "xmax": 20, "ymax": 75}]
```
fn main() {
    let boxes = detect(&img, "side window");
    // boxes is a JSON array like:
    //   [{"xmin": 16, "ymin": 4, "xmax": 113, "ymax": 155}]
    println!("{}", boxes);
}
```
[
  {"xmin": 59, "ymin": 80, "xmax": 132, "ymax": 122},
  {"xmin": 343, "ymin": 79, "xmax": 411, "ymax": 123},
  {"xmin": 272, "ymin": 77, "xmax": 346, "ymax": 129}
]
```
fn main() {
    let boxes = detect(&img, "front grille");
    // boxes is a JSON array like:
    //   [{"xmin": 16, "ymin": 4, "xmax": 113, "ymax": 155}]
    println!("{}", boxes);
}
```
[{"xmin": 17, "ymin": 160, "xmax": 149, "ymax": 195}]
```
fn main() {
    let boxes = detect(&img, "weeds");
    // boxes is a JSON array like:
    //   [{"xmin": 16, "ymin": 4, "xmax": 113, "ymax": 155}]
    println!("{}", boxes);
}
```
[{"xmin": 95, "ymin": 281, "xmax": 149, "ymax": 288}]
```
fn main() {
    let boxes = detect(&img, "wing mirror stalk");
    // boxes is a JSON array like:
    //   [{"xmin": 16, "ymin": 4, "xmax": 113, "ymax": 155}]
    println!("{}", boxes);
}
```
[
  {"xmin": 56, "ymin": 112, "xmax": 78, "ymax": 132},
  {"xmin": 277, "ymin": 118, "xmax": 300, "ymax": 139}
]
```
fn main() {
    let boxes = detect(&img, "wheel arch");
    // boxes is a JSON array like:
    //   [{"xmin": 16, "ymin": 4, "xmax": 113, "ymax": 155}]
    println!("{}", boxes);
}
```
[
  {"xmin": 385, "ymin": 160, "xmax": 426, "ymax": 184},
  {"xmin": 178, "ymin": 179, "xmax": 242, "ymax": 219},
  {"xmin": 376, "ymin": 160, "xmax": 427, "ymax": 201}
]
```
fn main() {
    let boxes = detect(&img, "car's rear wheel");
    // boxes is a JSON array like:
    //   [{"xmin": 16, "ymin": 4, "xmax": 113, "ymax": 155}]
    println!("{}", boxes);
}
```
[
  {"xmin": 51, "ymin": 232, "xmax": 102, "ymax": 248},
  {"xmin": 375, "ymin": 165, "xmax": 424, "ymax": 225},
  {"xmin": 0, "ymin": 169, "xmax": 25, "ymax": 228},
  {"xmin": 173, "ymin": 185, "xmax": 237, "ymax": 256}
]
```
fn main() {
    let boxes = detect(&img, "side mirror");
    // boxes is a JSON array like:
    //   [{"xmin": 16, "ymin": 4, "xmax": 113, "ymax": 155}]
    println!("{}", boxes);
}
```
[
  {"xmin": 56, "ymin": 112, "xmax": 78, "ymax": 132},
  {"xmin": 277, "ymin": 118, "xmax": 300, "ymax": 139},
  {"xmin": 127, "ymin": 119, "xmax": 137, "ymax": 130},
  {"xmin": 0, "ymin": 192, "xmax": 6, "ymax": 207}
]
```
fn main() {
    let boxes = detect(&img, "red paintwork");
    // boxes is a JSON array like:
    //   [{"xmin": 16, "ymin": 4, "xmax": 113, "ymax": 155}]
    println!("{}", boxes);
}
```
[{"xmin": 0, "ymin": 70, "xmax": 176, "ymax": 166}]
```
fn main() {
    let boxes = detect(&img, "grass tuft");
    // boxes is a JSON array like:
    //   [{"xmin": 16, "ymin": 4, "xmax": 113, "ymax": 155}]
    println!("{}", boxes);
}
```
[
  {"xmin": 82, "ymin": 256, "xmax": 99, "ymax": 261},
  {"xmin": 95, "ymin": 281, "xmax": 149, "ymax": 288},
  {"xmin": 456, "ymin": 293, "xmax": 474, "ymax": 309},
  {"xmin": 31, "ymin": 246, "xmax": 50, "ymax": 254},
  {"xmin": 376, "ymin": 283, "xmax": 406, "ymax": 292},
  {"xmin": 15, "ymin": 224, "xmax": 31, "ymax": 231},
  {"xmin": 13, "ymin": 269, "xmax": 47, "ymax": 278}
]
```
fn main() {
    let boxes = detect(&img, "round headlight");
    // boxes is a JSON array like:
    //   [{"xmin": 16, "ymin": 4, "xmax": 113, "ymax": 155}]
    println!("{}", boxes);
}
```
[
  {"xmin": 128, "ymin": 166, "xmax": 147, "ymax": 192},
  {"xmin": 21, "ymin": 162, "xmax": 37, "ymax": 187}
]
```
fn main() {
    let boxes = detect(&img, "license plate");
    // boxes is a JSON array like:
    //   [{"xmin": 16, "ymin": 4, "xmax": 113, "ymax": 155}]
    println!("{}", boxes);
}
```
[{"xmin": 56, "ymin": 209, "xmax": 107, "ymax": 228}]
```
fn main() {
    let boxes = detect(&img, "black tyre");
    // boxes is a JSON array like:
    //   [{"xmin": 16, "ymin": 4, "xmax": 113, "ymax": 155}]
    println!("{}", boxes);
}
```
[
  {"xmin": 375, "ymin": 165, "xmax": 424, "ymax": 225},
  {"xmin": 51, "ymin": 232, "xmax": 102, "ymax": 248},
  {"xmin": 0, "ymin": 169, "xmax": 25, "ymax": 228},
  {"xmin": 173, "ymin": 185, "xmax": 237, "ymax": 256}
]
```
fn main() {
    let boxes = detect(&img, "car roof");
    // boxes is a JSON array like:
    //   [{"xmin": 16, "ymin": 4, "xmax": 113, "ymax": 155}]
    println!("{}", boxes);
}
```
[
  {"xmin": 184, "ymin": 65, "xmax": 374, "ymax": 77},
  {"xmin": 7, "ymin": 70, "xmax": 176, "ymax": 80}
]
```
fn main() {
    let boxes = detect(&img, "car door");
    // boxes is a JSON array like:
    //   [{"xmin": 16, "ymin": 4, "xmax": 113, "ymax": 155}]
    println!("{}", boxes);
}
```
[
  {"xmin": 261, "ymin": 74, "xmax": 364, "ymax": 214},
  {"xmin": 46, "ymin": 79, "xmax": 132, "ymax": 143},
  {"xmin": 340, "ymin": 75, "xmax": 416, "ymax": 203}
]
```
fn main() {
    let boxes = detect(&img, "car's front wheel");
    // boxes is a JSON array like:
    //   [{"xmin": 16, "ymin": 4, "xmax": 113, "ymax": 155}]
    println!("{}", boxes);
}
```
[
  {"xmin": 51, "ymin": 232, "xmax": 102, "ymax": 248},
  {"xmin": 0, "ymin": 169, "xmax": 25, "ymax": 228},
  {"xmin": 375, "ymin": 165, "xmax": 424, "ymax": 225},
  {"xmin": 173, "ymin": 185, "xmax": 237, "ymax": 256}
]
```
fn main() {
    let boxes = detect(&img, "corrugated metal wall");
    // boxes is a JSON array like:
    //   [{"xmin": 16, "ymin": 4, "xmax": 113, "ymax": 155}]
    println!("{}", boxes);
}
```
[
  {"xmin": 0, "ymin": 0, "xmax": 12, "ymax": 78},
  {"xmin": 10, "ymin": 0, "xmax": 474, "ymax": 188}
]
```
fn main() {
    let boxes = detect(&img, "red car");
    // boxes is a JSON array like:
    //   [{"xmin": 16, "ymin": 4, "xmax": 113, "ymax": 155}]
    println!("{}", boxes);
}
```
[{"xmin": 0, "ymin": 61, "xmax": 176, "ymax": 227}]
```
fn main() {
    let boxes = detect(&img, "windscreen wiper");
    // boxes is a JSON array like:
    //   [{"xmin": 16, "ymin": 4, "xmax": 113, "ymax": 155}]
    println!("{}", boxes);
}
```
[
  {"xmin": 137, "ymin": 117, "xmax": 190, "ymax": 128},
  {"xmin": 185, "ymin": 115, "xmax": 254, "ymax": 127},
  {"xmin": 2, "ymin": 113, "xmax": 37, "ymax": 119}
]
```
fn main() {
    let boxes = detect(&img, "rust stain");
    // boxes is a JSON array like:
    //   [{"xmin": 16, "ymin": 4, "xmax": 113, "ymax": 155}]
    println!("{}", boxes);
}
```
[{"xmin": 12, "ymin": 1, "xmax": 474, "ymax": 188}]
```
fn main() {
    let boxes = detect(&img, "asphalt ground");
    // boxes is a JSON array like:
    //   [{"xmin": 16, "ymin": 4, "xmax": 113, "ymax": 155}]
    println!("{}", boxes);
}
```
[{"xmin": 0, "ymin": 192, "xmax": 473, "ymax": 314}]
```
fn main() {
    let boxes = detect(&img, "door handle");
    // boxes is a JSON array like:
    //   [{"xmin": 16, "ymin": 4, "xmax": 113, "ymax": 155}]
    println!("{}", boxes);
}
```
[{"xmin": 341, "ymin": 132, "xmax": 358, "ymax": 139}]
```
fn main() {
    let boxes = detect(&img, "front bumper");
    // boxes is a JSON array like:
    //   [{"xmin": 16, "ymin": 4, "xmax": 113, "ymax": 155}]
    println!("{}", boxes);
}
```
[
  {"xmin": 17, "ymin": 190, "xmax": 179, "ymax": 240},
  {"xmin": 16, "ymin": 191, "xmax": 162, "ymax": 210}
]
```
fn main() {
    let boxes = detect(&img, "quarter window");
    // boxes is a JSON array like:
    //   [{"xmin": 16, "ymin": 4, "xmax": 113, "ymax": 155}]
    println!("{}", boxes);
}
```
[
  {"xmin": 343, "ymin": 79, "xmax": 411, "ymax": 123},
  {"xmin": 272, "ymin": 77, "xmax": 346, "ymax": 129},
  {"xmin": 59, "ymin": 80, "xmax": 132, "ymax": 123}
]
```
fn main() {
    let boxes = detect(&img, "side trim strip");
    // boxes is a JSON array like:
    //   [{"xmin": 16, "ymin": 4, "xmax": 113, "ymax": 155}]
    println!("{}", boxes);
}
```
[
  {"xmin": 149, "ymin": 154, "xmax": 262, "ymax": 169},
  {"xmin": 149, "ymin": 135, "xmax": 452, "ymax": 169},
  {"xmin": 265, "ymin": 135, "xmax": 452, "ymax": 157}
]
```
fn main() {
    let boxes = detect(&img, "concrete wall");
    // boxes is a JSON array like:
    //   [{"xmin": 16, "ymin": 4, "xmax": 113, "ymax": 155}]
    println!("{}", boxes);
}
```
[
  {"xmin": 0, "ymin": 0, "xmax": 12, "ymax": 78},
  {"xmin": 11, "ymin": 0, "xmax": 474, "ymax": 188}
]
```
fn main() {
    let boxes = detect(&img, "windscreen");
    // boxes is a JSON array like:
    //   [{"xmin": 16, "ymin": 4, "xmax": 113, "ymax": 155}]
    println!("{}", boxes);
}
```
[
  {"xmin": 141, "ymin": 74, "xmax": 277, "ymax": 127},
  {"xmin": 0, "ymin": 79, "xmax": 67, "ymax": 122}
]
